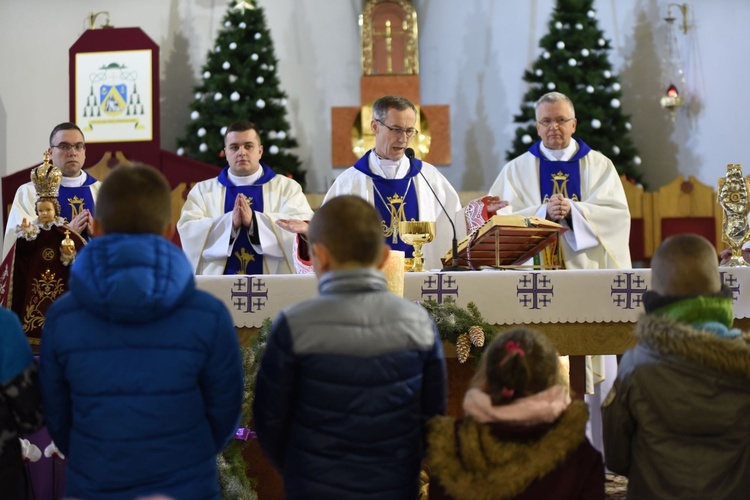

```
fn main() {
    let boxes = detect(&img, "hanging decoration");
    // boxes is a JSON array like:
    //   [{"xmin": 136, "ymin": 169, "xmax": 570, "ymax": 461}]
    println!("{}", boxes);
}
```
[{"xmin": 660, "ymin": 3, "xmax": 690, "ymax": 121}]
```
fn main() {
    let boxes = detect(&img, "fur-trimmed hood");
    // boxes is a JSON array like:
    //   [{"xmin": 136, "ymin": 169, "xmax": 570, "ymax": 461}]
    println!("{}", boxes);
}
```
[
  {"xmin": 634, "ymin": 313, "xmax": 750, "ymax": 381},
  {"xmin": 603, "ymin": 314, "xmax": 750, "ymax": 498},
  {"xmin": 427, "ymin": 400, "xmax": 590, "ymax": 499},
  {"xmin": 615, "ymin": 312, "xmax": 750, "ymax": 443}
]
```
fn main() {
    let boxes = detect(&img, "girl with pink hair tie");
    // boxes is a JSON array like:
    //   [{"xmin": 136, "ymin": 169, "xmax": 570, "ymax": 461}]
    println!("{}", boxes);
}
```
[{"xmin": 426, "ymin": 328, "xmax": 605, "ymax": 499}]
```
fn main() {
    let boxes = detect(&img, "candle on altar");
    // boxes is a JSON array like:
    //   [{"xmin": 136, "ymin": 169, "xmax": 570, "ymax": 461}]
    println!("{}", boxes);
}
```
[
  {"xmin": 380, "ymin": 250, "xmax": 405, "ymax": 297},
  {"xmin": 558, "ymin": 355, "xmax": 571, "ymax": 396}
]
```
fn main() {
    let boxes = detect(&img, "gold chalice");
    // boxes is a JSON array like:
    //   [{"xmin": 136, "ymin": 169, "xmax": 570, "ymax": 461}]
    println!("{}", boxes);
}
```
[{"xmin": 399, "ymin": 221, "xmax": 436, "ymax": 272}]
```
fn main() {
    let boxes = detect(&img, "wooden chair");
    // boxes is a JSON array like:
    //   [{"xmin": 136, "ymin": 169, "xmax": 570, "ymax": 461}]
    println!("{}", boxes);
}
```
[
  {"xmin": 651, "ymin": 175, "xmax": 723, "ymax": 255},
  {"xmin": 620, "ymin": 176, "xmax": 653, "ymax": 265},
  {"xmin": 87, "ymin": 152, "xmax": 192, "ymax": 247},
  {"xmin": 85, "ymin": 151, "xmax": 134, "ymax": 181}
]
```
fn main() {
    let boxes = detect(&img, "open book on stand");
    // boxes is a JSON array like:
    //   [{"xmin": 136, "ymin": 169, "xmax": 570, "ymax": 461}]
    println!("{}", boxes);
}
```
[{"xmin": 442, "ymin": 215, "xmax": 568, "ymax": 269}]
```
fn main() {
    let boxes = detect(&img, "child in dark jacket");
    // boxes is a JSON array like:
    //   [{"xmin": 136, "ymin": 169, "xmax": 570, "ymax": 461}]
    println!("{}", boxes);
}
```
[
  {"xmin": 427, "ymin": 328, "xmax": 604, "ymax": 499},
  {"xmin": 253, "ymin": 195, "xmax": 447, "ymax": 499},
  {"xmin": 0, "ymin": 308, "xmax": 45, "ymax": 499},
  {"xmin": 603, "ymin": 234, "xmax": 750, "ymax": 499},
  {"xmin": 39, "ymin": 165, "xmax": 243, "ymax": 500}
]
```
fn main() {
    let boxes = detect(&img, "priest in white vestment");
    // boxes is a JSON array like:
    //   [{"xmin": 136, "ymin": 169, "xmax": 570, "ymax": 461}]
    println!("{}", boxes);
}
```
[
  {"xmin": 3, "ymin": 123, "xmax": 99, "ymax": 260},
  {"xmin": 470, "ymin": 92, "xmax": 631, "ymax": 457},
  {"xmin": 177, "ymin": 121, "xmax": 313, "ymax": 275},
  {"xmin": 279, "ymin": 95, "xmax": 463, "ymax": 272}
]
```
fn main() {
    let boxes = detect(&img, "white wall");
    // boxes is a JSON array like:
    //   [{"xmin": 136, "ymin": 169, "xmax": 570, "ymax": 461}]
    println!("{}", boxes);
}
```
[{"xmin": 1, "ymin": 0, "xmax": 747, "ymax": 196}]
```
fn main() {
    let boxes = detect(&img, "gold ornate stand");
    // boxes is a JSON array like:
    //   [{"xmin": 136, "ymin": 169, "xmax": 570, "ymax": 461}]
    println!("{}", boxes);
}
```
[{"xmin": 718, "ymin": 164, "xmax": 750, "ymax": 266}]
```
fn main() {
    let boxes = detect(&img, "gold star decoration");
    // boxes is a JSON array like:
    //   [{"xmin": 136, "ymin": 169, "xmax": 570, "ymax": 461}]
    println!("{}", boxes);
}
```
[{"xmin": 232, "ymin": 0, "xmax": 255, "ymax": 14}]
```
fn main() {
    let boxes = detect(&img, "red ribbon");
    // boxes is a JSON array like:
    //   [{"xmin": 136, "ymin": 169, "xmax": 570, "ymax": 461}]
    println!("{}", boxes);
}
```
[{"xmin": 505, "ymin": 340, "xmax": 525, "ymax": 356}]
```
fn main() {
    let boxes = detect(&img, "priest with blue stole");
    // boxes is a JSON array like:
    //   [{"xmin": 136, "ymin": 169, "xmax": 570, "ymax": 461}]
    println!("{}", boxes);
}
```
[
  {"xmin": 2, "ymin": 122, "xmax": 99, "ymax": 260},
  {"xmin": 178, "ymin": 121, "xmax": 313, "ymax": 275},
  {"xmin": 473, "ymin": 92, "xmax": 631, "ymax": 269},
  {"xmin": 280, "ymin": 95, "xmax": 462, "ymax": 272},
  {"xmin": 474, "ymin": 90, "xmax": 631, "ymax": 461}
]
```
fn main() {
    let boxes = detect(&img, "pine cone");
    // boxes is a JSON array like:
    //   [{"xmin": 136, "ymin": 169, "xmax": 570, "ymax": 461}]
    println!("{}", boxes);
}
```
[
  {"xmin": 468, "ymin": 325, "xmax": 485, "ymax": 347},
  {"xmin": 456, "ymin": 333, "xmax": 471, "ymax": 363}
]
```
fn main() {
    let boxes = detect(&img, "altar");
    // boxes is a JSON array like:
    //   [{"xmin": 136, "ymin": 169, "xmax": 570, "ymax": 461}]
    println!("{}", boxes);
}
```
[
  {"xmin": 194, "ymin": 266, "xmax": 750, "ymax": 498},
  {"xmin": 197, "ymin": 266, "xmax": 750, "ymax": 399},
  {"xmin": 197, "ymin": 266, "xmax": 750, "ymax": 347}
]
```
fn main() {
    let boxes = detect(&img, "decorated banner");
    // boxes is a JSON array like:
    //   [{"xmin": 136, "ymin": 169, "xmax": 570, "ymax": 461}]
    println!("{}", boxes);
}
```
[{"xmin": 74, "ymin": 49, "xmax": 153, "ymax": 143}]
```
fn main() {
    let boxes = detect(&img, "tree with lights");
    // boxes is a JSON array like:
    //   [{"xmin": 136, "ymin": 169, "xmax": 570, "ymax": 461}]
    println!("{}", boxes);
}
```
[
  {"xmin": 177, "ymin": 0, "xmax": 305, "ymax": 188},
  {"xmin": 506, "ymin": 0, "xmax": 643, "ymax": 185}
]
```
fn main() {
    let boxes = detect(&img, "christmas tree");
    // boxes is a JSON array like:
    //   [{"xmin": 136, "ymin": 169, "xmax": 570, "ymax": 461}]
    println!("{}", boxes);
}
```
[
  {"xmin": 177, "ymin": 0, "xmax": 305, "ymax": 188},
  {"xmin": 506, "ymin": 0, "xmax": 643, "ymax": 185}
]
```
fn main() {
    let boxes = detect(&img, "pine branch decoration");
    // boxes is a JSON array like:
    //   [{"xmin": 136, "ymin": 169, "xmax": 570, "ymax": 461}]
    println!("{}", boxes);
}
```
[
  {"xmin": 217, "ymin": 317, "xmax": 272, "ymax": 500},
  {"xmin": 420, "ymin": 300, "xmax": 497, "ymax": 367}
]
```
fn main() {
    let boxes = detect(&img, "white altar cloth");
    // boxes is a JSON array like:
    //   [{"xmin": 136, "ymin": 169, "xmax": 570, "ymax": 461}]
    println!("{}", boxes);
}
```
[{"xmin": 196, "ymin": 267, "xmax": 750, "ymax": 329}]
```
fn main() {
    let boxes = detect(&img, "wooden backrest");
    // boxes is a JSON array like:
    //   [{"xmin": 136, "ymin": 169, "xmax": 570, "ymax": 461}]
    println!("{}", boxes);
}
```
[
  {"xmin": 620, "ymin": 176, "xmax": 653, "ymax": 261},
  {"xmin": 651, "ymin": 175, "xmax": 723, "ymax": 254}
]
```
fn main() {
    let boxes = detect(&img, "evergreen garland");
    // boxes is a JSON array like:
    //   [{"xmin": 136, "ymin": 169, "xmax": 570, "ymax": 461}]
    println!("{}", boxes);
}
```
[
  {"xmin": 506, "ymin": 0, "xmax": 644, "ymax": 186},
  {"xmin": 420, "ymin": 300, "xmax": 498, "ymax": 367},
  {"xmin": 217, "ymin": 317, "xmax": 272, "ymax": 499}
]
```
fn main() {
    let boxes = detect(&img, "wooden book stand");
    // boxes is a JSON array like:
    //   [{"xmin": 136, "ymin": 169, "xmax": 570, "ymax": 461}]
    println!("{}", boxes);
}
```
[{"xmin": 442, "ymin": 215, "xmax": 568, "ymax": 269}]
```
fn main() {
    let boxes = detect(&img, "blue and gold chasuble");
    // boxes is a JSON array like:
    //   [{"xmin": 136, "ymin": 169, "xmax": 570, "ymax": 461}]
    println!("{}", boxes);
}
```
[
  {"xmin": 529, "ymin": 140, "xmax": 592, "ymax": 203},
  {"xmin": 529, "ymin": 139, "xmax": 592, "ymax": 269},
  {"xmin": 219, "ymin": 165, "xmax": 276, "ymax": 275},
  {"xmin": 59, "ymin": 174, "xmax": 97, "ymax": 238},
  {"xmin": 354, "ymin": 151, "xmax": 421, "ymax": 258}
]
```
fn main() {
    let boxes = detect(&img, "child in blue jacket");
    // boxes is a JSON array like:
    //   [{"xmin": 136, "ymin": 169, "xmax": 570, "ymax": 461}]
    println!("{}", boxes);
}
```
[{"xmin": 39, "ymin": 165, "xmax": 243, "ymax": 500}]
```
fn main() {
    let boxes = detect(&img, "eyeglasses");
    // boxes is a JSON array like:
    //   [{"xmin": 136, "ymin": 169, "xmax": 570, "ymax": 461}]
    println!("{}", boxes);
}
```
[
  {"xmin": 52, "ymin": 143, "xmax": 86, "ymax": 152},
  {"xmin": 375, "ymin": 119, "xmax": 418, "ymax": 138},
  {"xmin": 537, "ymin": 117, "xmax": 576, "ymax": 128}
]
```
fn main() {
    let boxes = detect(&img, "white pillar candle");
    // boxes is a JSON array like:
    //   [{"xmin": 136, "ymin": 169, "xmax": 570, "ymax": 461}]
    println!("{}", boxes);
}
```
[{"xmin": 381, "ymin": 250, "xmax": 405, "ymax": 297}]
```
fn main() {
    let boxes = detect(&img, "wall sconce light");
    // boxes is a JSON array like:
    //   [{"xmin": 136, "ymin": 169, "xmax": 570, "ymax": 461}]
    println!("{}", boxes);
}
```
[
  {"xmin": 88, "ymin": 11, "xmax": 112, "ymax": 30},
  {"xmin": 660, "ymin": 3, "xmax": 689, "ymax": 121}
]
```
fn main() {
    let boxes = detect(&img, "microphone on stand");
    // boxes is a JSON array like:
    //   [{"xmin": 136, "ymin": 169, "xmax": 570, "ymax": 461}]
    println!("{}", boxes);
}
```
[{"xmin": 406, "ymin": 148, "xmax": 470, "ymax": 272}]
